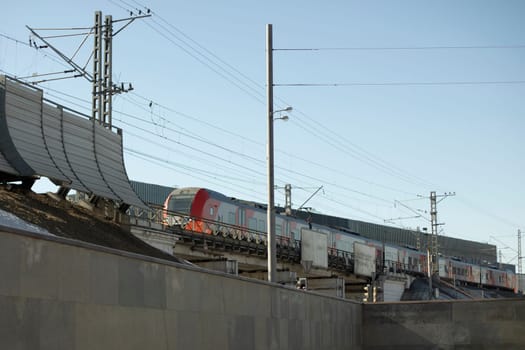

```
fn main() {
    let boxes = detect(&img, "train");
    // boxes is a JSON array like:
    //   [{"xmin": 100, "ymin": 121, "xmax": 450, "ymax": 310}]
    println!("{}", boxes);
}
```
[{"xmin": 163, "ymin": 187, "xmax": 517, "ymax": 292}]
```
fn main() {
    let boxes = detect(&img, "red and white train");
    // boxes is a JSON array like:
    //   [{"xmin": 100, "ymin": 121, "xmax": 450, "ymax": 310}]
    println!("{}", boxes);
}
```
[{"xmin": 163, "ymin": 187, "xmax": 517, "ymax": 292}]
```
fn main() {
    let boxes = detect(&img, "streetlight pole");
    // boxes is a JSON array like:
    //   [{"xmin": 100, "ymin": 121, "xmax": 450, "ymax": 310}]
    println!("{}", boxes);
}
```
[{"xmin": 266, "ymin": 23, "xmax": 276, "ymax": 282}]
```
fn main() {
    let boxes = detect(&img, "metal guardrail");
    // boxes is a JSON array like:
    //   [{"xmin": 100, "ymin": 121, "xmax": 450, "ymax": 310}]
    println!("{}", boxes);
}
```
[
  {"xmin": 328, "ymin": 248, "xmax": 354, "ymax": 272},
  {"xmin": 129, "ymin": 207, "xmax": 356, "ymax": 271},
  {"xmin": 382, "ymin": 259, "xmax": 426, "ymax": 276}
]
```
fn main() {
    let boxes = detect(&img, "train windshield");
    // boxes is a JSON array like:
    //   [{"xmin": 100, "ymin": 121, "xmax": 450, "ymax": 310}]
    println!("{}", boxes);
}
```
[{"xmin": 167, "ymin": 194, "xmax": 194, "ymax": 214}]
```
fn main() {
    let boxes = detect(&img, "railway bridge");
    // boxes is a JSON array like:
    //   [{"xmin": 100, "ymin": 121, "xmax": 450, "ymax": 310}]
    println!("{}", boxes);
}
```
[{"xmin": 126, "ymin": 207, "xmax": 417, "ymax": 302}]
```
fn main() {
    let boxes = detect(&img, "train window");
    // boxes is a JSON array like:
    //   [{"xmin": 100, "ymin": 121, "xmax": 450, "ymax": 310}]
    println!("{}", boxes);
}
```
[
  {"xmin": 209, "ymin": 207, "xmax": 214, "ymax": 216},
  {"xmin": 228, "ymin": 212, "xmax": 235, "ymax": 225},
  {"xmin": 168, "ymin": 195, "xmax": 193, "ymax": 214},
  {"xmin": 258, "ymin": 219, "xmax": 266, "ymax": 232},
  {"xmin": 248, "ymin": 218, "xmax": 257, "ymax": 230},
  {"xmin": 239, "ymin": 209, "xmax": 246, "ymax": 227},
  {"xmin": 276, "ymin": 224, "xmax": 282, "ymax": 236}
]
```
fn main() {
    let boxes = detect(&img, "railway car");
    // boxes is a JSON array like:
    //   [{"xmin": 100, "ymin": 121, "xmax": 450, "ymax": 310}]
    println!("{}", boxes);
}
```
[
  {"xmin": 164, "ymin": 187, "xmax": 297, "ymax": 245},
  {"xmin": 438, "ymin": 257, "xmax": 517, "ymax": 292},
  {"xmin": 163, "ymin": 187, "xmax": 517, "ymax": 292}
]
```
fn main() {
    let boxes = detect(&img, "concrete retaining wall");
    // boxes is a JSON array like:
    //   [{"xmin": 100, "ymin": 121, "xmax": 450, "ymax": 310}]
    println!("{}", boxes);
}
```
[
  {"xmin": 362, "ymin": 298, "xmax": 525, "ymax": 350},
  {"xmin": 0, "ymin": 228, "xmax": 362, "ymax": 350},
  {"xmin": 3, "ymin": 226, "xmax": 524, "ymax": 350}
]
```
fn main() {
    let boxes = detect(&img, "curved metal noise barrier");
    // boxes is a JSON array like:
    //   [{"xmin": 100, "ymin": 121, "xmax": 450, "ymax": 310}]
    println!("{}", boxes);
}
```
[{"xmin": 0, "ymin": 75, "xmax": 147, "ymax": 209}]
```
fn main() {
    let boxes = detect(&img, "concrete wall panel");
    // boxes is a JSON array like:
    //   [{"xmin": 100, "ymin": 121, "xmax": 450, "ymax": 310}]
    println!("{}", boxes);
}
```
[
  {"xmin": 0, "ymin": 231, "xmax": 22, "ymax": 296},
  {"xmin": 9, "ymin": 226, "xmax": 524, "ymax": 350},
  {"xmin": 363, "ymin": 299, "xmax": 525, "ymax": 350},
  {"xmin": 0, "ymin": 228, "xmax": 362, "ymax": 350},
  {"xmin": 89, "ymin": 252, "xmax": 119, "ymax": 305}
]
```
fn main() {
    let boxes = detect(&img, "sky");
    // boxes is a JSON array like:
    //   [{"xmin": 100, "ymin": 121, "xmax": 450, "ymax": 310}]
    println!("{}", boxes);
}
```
[{"xmin": 1, "ymin": 1, "xmax": 524, "ymax": 267}]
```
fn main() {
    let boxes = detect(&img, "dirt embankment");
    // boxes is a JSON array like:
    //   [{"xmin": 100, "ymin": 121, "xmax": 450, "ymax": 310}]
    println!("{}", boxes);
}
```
[{"xmin": 0, "ymin": 185, "xmax": 181, "ymax": 263}]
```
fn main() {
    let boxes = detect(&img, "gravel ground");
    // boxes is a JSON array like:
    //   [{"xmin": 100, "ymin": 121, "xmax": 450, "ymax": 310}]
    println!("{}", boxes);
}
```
[{"xmin": 0, "ymin": 185, "xmax": 181, "ymax": 263}]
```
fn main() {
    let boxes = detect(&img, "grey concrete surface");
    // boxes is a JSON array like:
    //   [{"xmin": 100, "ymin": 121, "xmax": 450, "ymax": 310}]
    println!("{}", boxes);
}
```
[
  {"xmin": 3, "ymin": 227, "xmax": 524, "ymax": 350},
  {"xmin": 362, "ymin": 298, "xmax": 525, "ymax": 350},
  {"xmin": 0, "ymin": 228, "xmax": 362, "ymax": 350}
]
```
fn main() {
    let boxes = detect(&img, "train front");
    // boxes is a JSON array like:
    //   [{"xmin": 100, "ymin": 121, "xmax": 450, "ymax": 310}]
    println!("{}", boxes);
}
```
[
  {"xmin": 163, "ymin": 187, "xmax": 220, "ymax": 235},
  {"xmin": 163, "ymin": 188, "xmax": 202, "ymax": 228}
]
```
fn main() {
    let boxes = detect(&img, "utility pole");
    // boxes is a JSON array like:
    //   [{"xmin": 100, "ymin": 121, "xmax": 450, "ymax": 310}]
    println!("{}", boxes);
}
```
[
  {"xmin": 427, "ymin": 191, "xmax": 455, "ymax": 296},
  {"xmin": 27, "ymin": 11, "xmax": 149, "ymax": 199},
  {"xmin": 27, "ymin": 11, "xmax": 149, "ymax": 129},
  {"xmin": 102, "ymin": 14, "xmax": 114, "ymax": 127},
  {"xmin": 430, "ymin": 191, "xmax": 438, "ymax": 277},
  {"xmin": 92, "ymin": 11, "xmax": 103, "ymax": 126},
  {"xmin": 92, "ymin": 12, "xmax": 141, "ymax": 128},
  {"xmin": 266, "ymin": 23, "xmax": 276, "ymax": 283},
  {"xmin": 519, "ymin": 229, "xmax": 522, "ymax": 275}
]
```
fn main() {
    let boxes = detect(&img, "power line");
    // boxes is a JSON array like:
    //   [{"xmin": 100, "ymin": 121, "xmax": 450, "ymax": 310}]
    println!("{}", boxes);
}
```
[
  {"xmin": 43, "ymin": 84, "xmax": 391, "ymax": 206},
  {"xmin": 102, "ymin": 3, "xmax": 453, "ymax": 190},
  {"xmin": 111, "ymin": 99, "xmax": 401, "ymax": 208},
  {"xmin": 287, "ymin": 113, "xmax": 436, "ymax": 189},
  {"xmin": 275, "ymin": 81, "xmax": 525, "ymax": 87},
  {"xmin": 125, "ymin": 147, "xmax": 266, "ymax": 188},
  {"xmin": 125, "ymin": 91, "xmax": 422, "ymax": 197},
  {"xmin": 126, "ymin": 150, "xmax": 268, "ymax": 201},
  {"xmin": 274, "ymin": 45, "xmax": 525, "ymax": 51},
  {"xmin": 0, "ymin": 33, "xmax": 30, "ymax": 46},
  {"xmin": 0, "ymin": 71, "xmax": 493, "ymax": 231},
  {"xmin": 0, "ymin": 78, "xmax": 461, "ymax": 233},
  {"xmin": 133, "ymin": 0, "xmax": 265, "ymax": 93},
  {"xmin": 457, "ymin": 198, "xmax": 522, "ymax": 229},
  {"xmin": 115, "ymin": 118, "xmax": 266, "ymax": 178},
  {"xmin": 6, "ymin": 19, "xmax": 516, "ymax": 232},
  {"xmin": 0, "ymin": 32, "xmax": 70, "ymax": 69}
]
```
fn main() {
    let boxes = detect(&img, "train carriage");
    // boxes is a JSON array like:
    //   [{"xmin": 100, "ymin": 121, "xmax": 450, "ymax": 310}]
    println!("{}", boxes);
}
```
[{"xmin": 163, "ymin": 187, "xmax": 517, "ymax": 292}]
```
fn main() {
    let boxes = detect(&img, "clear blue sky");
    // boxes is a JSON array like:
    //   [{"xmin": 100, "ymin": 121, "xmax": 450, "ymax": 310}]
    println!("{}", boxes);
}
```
[{"xmin": 1, "ymin": 1, "xmax": 524, "ymax": 266}]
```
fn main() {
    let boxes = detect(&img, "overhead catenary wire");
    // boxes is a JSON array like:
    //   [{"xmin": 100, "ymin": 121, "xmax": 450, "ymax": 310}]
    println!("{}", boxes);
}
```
[
  {"xmin": 112, "ymin": 96, "xmax": 402, "ymax": 209},
  {"xmin": 138, "ymin": 16, "xmax": 266, "ymax": 105},
  {"xmin": 3, "ymin": 11, "xmax": 516, "ymax": 235},
  {"xmin": 0, "ymin": 65, "xmax": 503, "ymax": 235},
  {"xmin": 126, "ymin": 150, "xmax": 268, "ymax": 201},
  {"xmin": 102, "ymin": 3, "xmax": 461, "ymax": 192},
  {"xmin": 35, "ymin": 76, "xmax": 441, "ymax": 215},
  {"xmin": 116, "ymin": 100, "xmax": 400, "ymax": 203},
  {"xmin": 125, "ymin": 147, "xmax": 266, "ymax": 189},
  {"xmin": 0, "ymin": 75, "xmax": 436, "ymax": 230},
  {"xmin": 44, "ymin": 83, "xmax": 395, "ymax": 208},
  {"xmin": 0, "ymin": 32, "xmax": 71, "ymax": 69},
  {"xmin": 274, "ymin": 45, "xmax": 525, "ymax": 51},
  {"xmin": 275, "ymin": 81, "xmax": 525, "ymax": 87},
  {"xmin": 120, "ymin": 95, "xmax": 402, "ymax": 203},
  {"xmin": 127, "ymin": 92, "xmax": 422, "ymax": 197},
  {"xmin": 2, "ymin": 20, "xmax": 520, "ymax": 197},
  {"xmin": 110, "ymin": 1, "xmax": 442, "ymax": 190}
]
